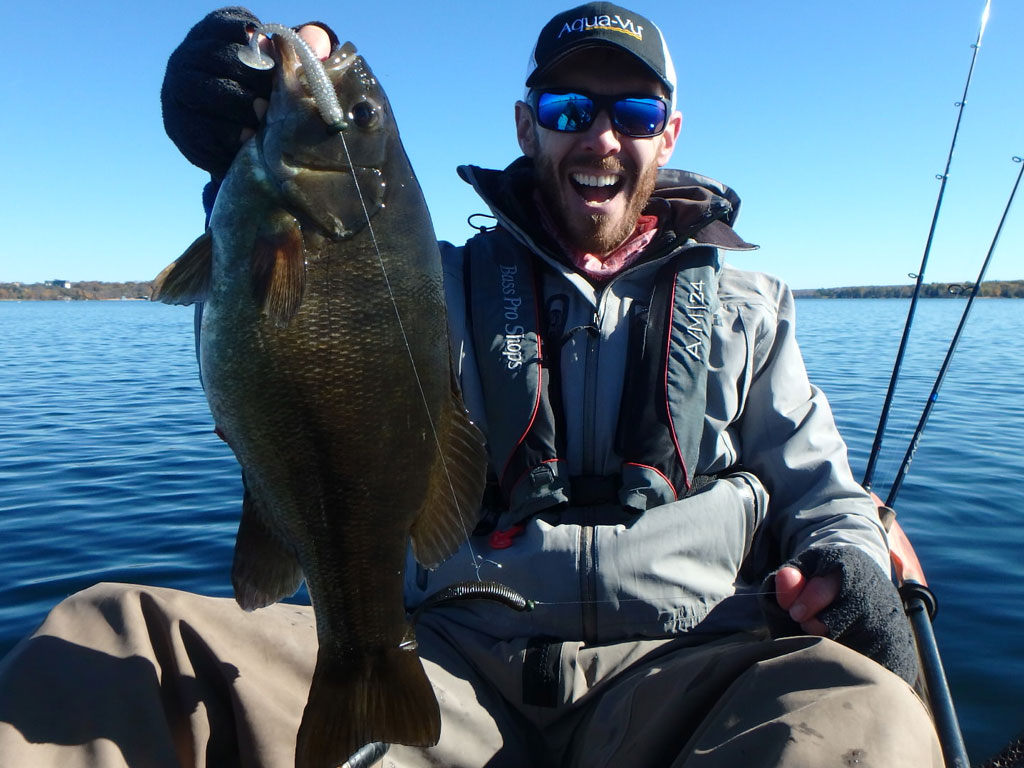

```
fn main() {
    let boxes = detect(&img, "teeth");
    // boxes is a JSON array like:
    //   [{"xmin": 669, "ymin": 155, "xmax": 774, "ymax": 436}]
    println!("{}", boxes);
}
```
[{"xmin": 572, "ymin": 173, "xmax": 618, "ymax": 188}]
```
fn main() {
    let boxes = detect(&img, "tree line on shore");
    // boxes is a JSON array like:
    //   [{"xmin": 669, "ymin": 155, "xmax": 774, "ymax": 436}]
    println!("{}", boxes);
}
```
[
  {"xmin": 0, "ymin": 282, "xmax": 156, "ymax": 301},
  {"xmin": 2, "ymin": 279, "xmax": 1022, "ymax": 301},
  {"xmin": 793, "ymin": 280, "xmax": 1024, "ymax": 299}
]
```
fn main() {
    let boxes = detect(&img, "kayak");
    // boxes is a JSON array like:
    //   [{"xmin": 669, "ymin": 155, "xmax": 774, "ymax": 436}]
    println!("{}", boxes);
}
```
[{"xmin": 880, "ymin": 494, "xmax": 1023, "ymax": 768}]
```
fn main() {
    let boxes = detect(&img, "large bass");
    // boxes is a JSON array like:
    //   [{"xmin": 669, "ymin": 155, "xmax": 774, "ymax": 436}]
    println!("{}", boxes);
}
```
[{"xmin": 153, "ymin": 27, "xmax": 486, "ymax": 768}]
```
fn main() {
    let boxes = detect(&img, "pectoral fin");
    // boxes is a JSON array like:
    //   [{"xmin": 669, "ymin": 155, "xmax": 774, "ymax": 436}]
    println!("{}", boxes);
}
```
[
  {"xmin": 409, "ymin": 386, "xmax": 488, "ymax": 568},
  {"xmin": 232, "ymin": 481, "xmax": 304, "ymax": 610},
  {"xmin": 151, "ymin": 232, "xmax": 213, "ymax": 305},
  {"xmin": 250, "ymin": 211, "xmax": 306, "ymax": 326}
]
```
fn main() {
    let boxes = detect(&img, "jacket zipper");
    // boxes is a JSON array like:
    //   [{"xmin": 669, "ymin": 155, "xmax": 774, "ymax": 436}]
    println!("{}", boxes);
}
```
[{"xmin": 579, "ymin": 303, "xmax": 603, "ymax": 642}]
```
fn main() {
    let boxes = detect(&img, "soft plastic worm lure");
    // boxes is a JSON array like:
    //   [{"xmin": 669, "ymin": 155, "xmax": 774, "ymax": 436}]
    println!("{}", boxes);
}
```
[
  {"xmin": 412, "ymin": 580, "xmax": 536, "ymax": 623},
  {"xmin": 238, "ymin": 22, "xmax": 348, "ymax": 131}
]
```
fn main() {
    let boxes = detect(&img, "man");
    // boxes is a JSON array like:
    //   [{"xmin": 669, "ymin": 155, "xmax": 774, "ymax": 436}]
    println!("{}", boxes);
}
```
[{"xmin": 0, "ymin": 4, "xmax": 941, "ymax": 766}]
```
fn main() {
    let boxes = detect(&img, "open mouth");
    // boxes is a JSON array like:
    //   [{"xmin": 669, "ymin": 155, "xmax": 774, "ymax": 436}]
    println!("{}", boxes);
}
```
[{"xmin": 570, "ymin": 172, "xmax": 623, "ymax": 205}]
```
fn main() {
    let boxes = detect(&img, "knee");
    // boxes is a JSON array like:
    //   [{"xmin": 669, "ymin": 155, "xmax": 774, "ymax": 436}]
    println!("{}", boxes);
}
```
[
  {"xmin": 778, "ymin": 638, "xmax": 938, "ymax": 739},
  {"xmin": 789, "ymin": 638, "xmax": 943, "ymax": 765},
  {"xmin": 800, "ymin": 636, "xmax": 919, "ymax": 694},
  {"xmin": 39, "ymin": 583, "xmax": 153, "ymax": 645}
]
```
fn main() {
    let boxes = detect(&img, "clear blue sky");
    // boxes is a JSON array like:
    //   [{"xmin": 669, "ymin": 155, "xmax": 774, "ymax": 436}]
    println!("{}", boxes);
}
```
[{"xmin": 1, "ymin": 1, "xmax": 1020, "ymax": 290}]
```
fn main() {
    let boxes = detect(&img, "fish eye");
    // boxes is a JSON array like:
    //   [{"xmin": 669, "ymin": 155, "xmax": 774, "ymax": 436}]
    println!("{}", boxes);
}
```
[{"xmin": 349, "ymin": 101, "xmax": 379, "ymax": 129}]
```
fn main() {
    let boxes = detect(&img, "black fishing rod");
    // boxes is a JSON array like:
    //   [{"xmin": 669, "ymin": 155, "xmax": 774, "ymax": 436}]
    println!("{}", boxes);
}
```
[
  {"xmin": 862, "ymin": 0, "xmax": 992, "ymax": 491},
  {"xmin": 886, "ymin": 156, "xmax": 1023, "ymax": 508},
  {"xmin": 879, "ymin": 157, "xmax": 1022, "ymax": 768}
]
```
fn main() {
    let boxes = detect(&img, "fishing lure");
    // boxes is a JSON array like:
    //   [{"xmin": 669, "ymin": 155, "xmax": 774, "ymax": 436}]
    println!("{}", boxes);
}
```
[
  {"xmin": 411, "ymin": 580, "xmax": 536, "ymax": 624},
  {"xmin": 238, "ymin": 22, "xmax": 348, "ymax": 132}
]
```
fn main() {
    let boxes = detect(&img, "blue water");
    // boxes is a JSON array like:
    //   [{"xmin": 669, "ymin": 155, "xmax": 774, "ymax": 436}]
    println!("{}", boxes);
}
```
[{"xmin": 1, "ymin": 298, "xmax": 1022, "ymax": 763}]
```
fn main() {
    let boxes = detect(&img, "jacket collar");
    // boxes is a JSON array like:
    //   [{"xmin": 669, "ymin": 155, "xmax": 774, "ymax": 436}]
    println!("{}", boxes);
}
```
[{"xmin": 457, "ymin": 157, "xmax": 757, "ymax": 255}]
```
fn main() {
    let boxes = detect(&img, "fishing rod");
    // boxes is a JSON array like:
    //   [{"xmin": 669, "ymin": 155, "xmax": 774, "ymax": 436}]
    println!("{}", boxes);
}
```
[
  {"xmin": 874, "ymin": 157, "xmax": 1023, "ymax": 768},
  {"xmin": 862, "ymin": 0, "xmax": 992, "ymax": 491},
  {"xmin": 883, "ymin": 508, "xmax": 970, "ymax": 768},
  {"xmin": 886, "ymin": 156, "xmax": 1023, "ymax": 508}
]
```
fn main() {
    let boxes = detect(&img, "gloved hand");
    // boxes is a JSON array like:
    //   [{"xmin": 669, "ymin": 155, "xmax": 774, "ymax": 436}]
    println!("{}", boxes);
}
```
[
  {"xmin": 760, "ymin": 546, "xmax": 919, "ymax": 685},
  {"xmin": 160, "ymin": 8, "xmax": 340, "ymax": 179},
  {"xmin": 161, "ymin": 7, "xmax": 272, "ymax": 178}
]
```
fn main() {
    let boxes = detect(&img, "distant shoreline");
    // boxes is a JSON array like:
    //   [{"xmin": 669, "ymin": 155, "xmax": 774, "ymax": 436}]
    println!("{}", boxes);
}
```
[
  {"xmin": 791, "ymin": 279, "xmax": 1023, "ymax": 299},
  {"xmin": 2, "ymin": 279, "xmax": 1022, "ymax": 301},
  {"xmin": 0, "ymin": 282, "xmax": 155, "ymax": 301}
]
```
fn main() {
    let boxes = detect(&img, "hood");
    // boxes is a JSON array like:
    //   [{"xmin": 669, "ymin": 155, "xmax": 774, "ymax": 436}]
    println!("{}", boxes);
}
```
[{"xmin": 457, "ymin": 157, "xmax": 757, "ymax": 254}]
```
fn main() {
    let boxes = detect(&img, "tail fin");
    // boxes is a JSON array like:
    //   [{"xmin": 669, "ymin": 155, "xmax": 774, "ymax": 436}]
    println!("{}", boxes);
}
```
[{"xmin": 296, "ymin": 645, "xmax": 440, "ymax": 768}]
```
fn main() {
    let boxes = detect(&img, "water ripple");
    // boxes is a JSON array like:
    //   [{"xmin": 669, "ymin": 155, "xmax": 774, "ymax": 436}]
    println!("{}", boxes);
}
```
[{"xmin": 2, "ymin": 298, "xmax": 1022, "ymax": 762}]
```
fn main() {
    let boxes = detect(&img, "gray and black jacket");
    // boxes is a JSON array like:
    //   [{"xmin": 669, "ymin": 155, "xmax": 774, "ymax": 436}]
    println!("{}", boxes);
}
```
[{"xmin": 405, "ymin": 158, "xmax": 888, "ymax": 644}]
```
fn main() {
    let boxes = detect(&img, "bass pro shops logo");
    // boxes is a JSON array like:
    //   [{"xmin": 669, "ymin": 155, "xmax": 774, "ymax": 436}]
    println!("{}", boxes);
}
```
[
  {"xmin": 499, "ymin": 265, "xmax": 526, "ymax": 370},
  {"xmin": 557, "ymin": 14, "xmax": 644, "ymax": 41}
]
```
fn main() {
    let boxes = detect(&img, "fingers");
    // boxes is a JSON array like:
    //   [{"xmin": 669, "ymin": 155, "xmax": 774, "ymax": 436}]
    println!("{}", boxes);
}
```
[
  {"xmin": 774, "ymin": 565, "xmax": 804, "ymax": 611},
  {"xmin": 297, "ymin": 25, "xmax": 332, "ymax": 59},
  {"xmin": 774, "ymin": 567, "xmax": 841, "ymax": 637},
  {"xmin": 793, "ymin": 571, "xmax": 841, "ymax": 622},
  {"xmin": 240, "ymin": 99, "xmax": 269, "ymax": 143},
  {"xmin": 249, "ymin": 24, "xmax": 331, "ymax": 59}
]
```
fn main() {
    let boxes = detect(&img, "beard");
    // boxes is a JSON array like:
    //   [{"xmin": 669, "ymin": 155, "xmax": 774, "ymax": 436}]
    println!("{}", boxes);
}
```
[{"xmin": 533, "ymin": 151, "xmax": 659, "ymax": 255}]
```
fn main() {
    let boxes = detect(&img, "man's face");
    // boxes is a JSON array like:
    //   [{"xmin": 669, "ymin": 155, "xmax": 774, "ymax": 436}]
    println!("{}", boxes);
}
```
[{"xmin": 516, "ymin": 48, "xmax": 682, "ymax": 255}]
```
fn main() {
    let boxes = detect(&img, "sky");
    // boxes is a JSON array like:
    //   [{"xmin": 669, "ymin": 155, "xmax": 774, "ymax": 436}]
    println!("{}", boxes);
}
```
[{"xmin": 0, "ymin": 0, "xmax": 1020, "ymax": 291}]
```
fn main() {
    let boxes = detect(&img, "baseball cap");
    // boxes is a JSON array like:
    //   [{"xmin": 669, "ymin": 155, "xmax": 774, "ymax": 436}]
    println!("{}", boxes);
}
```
[{"xmin": 525, "ymin": 3, "xmax": 677, "ymax": 109}]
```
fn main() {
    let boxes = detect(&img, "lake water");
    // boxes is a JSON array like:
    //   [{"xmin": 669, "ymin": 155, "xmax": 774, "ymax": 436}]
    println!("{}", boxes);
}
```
[{"xmin": 1, "ymin": 298, "xmax": 1021, "ymax": 763}]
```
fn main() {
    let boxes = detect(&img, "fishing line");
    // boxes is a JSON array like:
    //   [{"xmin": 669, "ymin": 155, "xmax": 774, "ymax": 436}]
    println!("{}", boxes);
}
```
[
  {"xmin": 885, "ymin": 156, "xmax": 1023, "ymax": 508},
  {"xmin": 858, "ymin": 10, "xmax": 1000, "ymax": 763},
  {"xmin": 862, "ymin": 0, "xmax": 992, "ymax": 492},
  {"xmin": 332, "ymin": 97, "xmax": 485, "ymax": 583},
  {"xmin": 531, "ymin": 592, "xmax": 778, "ymax": 607},
  {"xmin": 411, "ymin": 583, "xmax": 780, "ymax": 622},
  {"xmin": 246, "ymin": 26, "xmax": 487, "ymax": 580}
]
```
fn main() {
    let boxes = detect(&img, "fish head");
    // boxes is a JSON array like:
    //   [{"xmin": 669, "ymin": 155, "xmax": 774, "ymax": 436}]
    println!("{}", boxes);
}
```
[{"xmin": 260, "ymin": 39, "xmax": 393, "ymax": 239}]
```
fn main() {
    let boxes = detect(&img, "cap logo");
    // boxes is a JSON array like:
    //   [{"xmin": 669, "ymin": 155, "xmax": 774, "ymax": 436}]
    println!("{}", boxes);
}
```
[{"xmin": 558, "ymin": 14, "xmax": 644, "ymax": 42}]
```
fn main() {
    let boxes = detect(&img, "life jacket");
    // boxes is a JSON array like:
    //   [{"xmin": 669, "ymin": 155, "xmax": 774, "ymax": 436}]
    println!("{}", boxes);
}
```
[{"xmin": 463, "ymin": 227, "xmax": 719, "ymax": 520}]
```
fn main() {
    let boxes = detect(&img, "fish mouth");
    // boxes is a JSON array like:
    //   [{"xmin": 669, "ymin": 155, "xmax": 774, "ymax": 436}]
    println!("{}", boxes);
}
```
[{"xmin": 259, "ymin": 37, "xmax": 389, "ymax": 240}]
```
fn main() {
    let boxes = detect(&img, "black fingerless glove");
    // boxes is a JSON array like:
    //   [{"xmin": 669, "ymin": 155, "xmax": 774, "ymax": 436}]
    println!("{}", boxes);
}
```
[
  {"xmin": 161, "ymin": 7, "xmax": 273, "ymax": 178},
  {"xmin": 760, "ymin": 546, "xmax": 919, "ymax": 685}
]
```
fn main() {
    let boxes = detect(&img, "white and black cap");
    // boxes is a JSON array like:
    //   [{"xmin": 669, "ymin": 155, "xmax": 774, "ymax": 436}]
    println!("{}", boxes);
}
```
[{"xmin": 525, "ymin": 3, "xmax": 677, "ymax": 108}]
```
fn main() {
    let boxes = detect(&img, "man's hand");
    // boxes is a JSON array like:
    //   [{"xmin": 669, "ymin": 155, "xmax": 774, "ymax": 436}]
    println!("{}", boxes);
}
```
[
  {"xmin": 161, "ymin": 8, "xmax": 337, "ymax": 178},
  {"xmin": 773, "ymin": 566, "xmax": 841, "ymax": 636},
  {"xmin": 761, "ymin": 546, "xmax": 919, "ymax": 684}
]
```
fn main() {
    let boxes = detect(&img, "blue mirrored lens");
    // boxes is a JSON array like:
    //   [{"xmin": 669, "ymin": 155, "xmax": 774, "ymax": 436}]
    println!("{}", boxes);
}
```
[
  {"xmin": 536, "ymin": 93, "xmax": 594, "ymax": 132},
  {"xmin": 613, "ymin": 98, "xmax": 667, "ymax": 137},
  {"xmin": 534, "ymin": 92, "xmax": 667, "ymax": 138}
]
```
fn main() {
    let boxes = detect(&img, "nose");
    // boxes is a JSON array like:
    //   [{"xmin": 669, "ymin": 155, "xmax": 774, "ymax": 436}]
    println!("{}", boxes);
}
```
[{"xmin": 581, "ymin": 109, "xmax": 621, "ymax": 155}]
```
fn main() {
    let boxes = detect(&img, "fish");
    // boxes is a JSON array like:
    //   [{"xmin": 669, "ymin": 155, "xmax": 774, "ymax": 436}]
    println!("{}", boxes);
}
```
[{"xmin": 153, "ymin": 28, "xmax": 487, "ymax": 768}]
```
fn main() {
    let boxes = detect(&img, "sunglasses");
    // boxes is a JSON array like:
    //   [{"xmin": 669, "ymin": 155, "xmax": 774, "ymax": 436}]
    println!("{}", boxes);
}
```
[{"xmin": 531, "ymin": 90, "xmax": 670, "ymax": 138}]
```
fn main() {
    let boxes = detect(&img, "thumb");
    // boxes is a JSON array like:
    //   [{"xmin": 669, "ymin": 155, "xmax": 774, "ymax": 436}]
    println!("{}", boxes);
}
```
[
  {"xmin": 774, "ymin": 565, "xmax": 806, "ymax": 611},
  {"xmin": 298, "ymin": 24, "xmax": 332, "ymax": 59}
]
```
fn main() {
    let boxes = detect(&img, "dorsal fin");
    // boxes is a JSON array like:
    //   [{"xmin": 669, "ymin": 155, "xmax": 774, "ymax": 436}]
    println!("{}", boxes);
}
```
[{"xmin": 151, "ymin": 232, "xmax": 213, "ymax": 305}]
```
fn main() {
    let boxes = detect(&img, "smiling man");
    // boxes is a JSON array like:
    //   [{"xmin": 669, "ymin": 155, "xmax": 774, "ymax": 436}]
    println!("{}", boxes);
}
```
[
  {"xmin": 520, "ymin": 48, "xmax": 679, "ymax": 262},
  {"xmin": 0, "ymin": 4, "xmax": 944, "ymax": 767}
]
